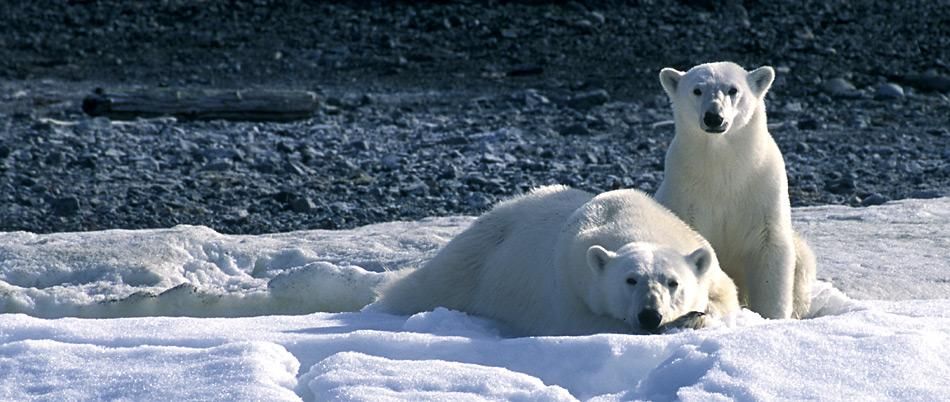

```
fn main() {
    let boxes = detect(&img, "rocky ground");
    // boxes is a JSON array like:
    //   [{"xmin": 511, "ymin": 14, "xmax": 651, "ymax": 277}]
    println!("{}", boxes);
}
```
[{"xmin": 0, "ymin": 1, "xmax": 948, "ymax": 234}]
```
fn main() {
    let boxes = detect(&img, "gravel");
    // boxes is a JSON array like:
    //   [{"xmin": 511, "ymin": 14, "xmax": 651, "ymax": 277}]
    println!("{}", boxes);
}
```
[{"xmin": 0, "ymin": 1, "xmax": 948, "ymax": 235}]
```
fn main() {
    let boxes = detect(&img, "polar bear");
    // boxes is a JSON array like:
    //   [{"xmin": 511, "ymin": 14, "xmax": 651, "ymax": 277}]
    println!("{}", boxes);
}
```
[
  {"xmin": 369, "ymin": 185, "xmax": 739, "ymax": 336},
  {"xmin": 655, "ymin": 61, "xmax": 816, "ymax": 319}
]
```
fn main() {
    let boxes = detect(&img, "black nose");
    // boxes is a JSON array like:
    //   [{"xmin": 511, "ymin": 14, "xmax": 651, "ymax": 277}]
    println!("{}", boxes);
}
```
[
  {"xmin": 637, "ymin": 309, "xmax": 662, "ymax": 331},
  {"xmin": 703, "ymin": 112, "xmax": 724, "ymax": 128}
]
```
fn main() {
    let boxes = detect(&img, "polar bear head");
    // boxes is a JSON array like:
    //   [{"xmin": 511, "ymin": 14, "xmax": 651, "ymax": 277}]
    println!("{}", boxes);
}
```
[
  {"xmin": 585, "ymin": 242, "xmax": 712, "ymax": 333},
  {"xmin": 658, "ymin": 61, "xmax": 774, "ymax": 135}
]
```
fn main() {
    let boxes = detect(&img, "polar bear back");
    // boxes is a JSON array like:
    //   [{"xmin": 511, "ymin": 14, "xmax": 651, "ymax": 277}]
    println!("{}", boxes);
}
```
[{"xmin": 371, "ymin": 185, "xmax": 595, "ymax": 334}]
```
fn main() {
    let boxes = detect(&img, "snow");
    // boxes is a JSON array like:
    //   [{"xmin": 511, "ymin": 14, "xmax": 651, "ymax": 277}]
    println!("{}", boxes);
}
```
[
  {"xmin": 0, "ymin": 340, "xmax": 299, "ymax": 401},
  {"xmin": 0, "ymin": 197, "xmax": 948, "ymax": 400}
]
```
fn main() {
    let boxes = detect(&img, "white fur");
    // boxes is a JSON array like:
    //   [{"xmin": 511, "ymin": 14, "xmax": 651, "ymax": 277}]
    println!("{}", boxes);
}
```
[
  {"xmin": 655, "ymin": 61, "xmax": 816, "ymax": 319},
  {"xmin": 369, "ymin": 186, "xmax": 739, "ymax": 336}
]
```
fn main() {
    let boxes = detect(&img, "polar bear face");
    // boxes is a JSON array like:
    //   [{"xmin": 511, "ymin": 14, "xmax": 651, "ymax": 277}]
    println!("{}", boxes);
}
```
[
  {"xmin": 658, "ymin": 61, "xmax": 774, "ymax": 135},
  {"xmin": 586, "ymin": 242, "xmax": 711, "ymax": 333}
]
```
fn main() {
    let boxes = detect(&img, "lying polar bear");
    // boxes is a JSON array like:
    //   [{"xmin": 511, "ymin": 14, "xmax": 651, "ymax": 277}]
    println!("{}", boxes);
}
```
[{"xmin": 369, "ymin": 185, "xmax": 739, "ymax": 336}]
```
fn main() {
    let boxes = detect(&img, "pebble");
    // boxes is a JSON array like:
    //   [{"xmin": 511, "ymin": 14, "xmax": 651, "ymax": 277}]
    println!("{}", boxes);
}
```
[
  {"xmin": 824, "ymin": 176, "xmax": 856, "ymax": 195},
  {"xmin": 796, "ymin": 118, "xmax": 824, "ymax": 131},
  {"xmin": 381, "ymin": 154, "xmax": 402, "ymax": 170},
  {"xmin": 51, "ymin": 197, "xmax": 80, "ymax": 216},
  {"xmin": 589, "ymin": 11, "xmax": 606, "ymax": 24},
  {"xmin": 202, "ymin": 160, "xmax": 233, "ymax": 171},
  {"xmin": 822, "ymin": 78, "xmax": 861, "ymax": 98},
  {"xmin": 860, "ymin": 193, "xmax": 888, "ymax": 206},
  {"xmin": 567, "ymin": 89, "xmax": 609, "ymax": 110},
  {"xmin": 559, "ymin": 123, "xmax": 591, "ymax": 136},
  {"xmin": 289, "ymin": 196, "xmax": 317, "ymax": 213},
  {"xmin": 908, "ymin": 189, "xmax": 943, "ymax": 199},
  {"xmin": 507, "ymin": 64, "xmax": 544, "ymax": 77},
  {"xmin": 874, "ymin": 83, "xmax": 904, "ymax": 99},
  {"xmin": 897, "ymin": 74, "xmax": 950, "ymax": 93},
  {"xmin": 402, "ymin": 181, "xmax": 429, "ymax": 195}
]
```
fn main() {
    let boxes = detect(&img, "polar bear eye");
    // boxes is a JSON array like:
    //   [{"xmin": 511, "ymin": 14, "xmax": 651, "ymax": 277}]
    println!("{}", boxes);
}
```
[
  {"xmin": 668, "ymin": 280, "xmax": 679, "ymax": 288},
  {"xmin": 626, "ymin": 277, "xmax": 637, "ymax": 286},
  {"xmin": 692, "ymin": 88, "xmax": 702, "ymax": 96},
  {"xmin": 728, "ymin": 87, "xmax": 738, "ymax": 96}
]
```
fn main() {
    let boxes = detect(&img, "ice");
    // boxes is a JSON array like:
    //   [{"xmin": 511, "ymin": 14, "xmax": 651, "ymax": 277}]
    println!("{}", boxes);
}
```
[
  {"xmin": 795, "ymin": 197, "xmax": 950, "ymax": 300},
  {"xmin": 0, "ymin": 198, "xmax": 947, "ymax": 400}
]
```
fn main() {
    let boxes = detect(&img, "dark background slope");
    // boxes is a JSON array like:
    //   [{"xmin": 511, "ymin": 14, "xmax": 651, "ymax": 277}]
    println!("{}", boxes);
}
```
[{"xmin": 1, "ymin": 1, "xmax": 948, "ymax": 234}]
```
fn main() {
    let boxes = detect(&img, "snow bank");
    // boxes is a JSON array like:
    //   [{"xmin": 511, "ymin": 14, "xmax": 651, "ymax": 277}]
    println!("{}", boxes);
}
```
[
  {"xmin": 0, "ymin": 198, "xmax": 947, "ymax": 400},
  {"xmin": 0, "ymin": 217, "xmax": 467, "ymax": 318}
]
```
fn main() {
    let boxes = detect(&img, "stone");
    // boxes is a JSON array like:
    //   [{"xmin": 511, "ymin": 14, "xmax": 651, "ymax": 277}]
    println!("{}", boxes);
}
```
[
  {"xmin": 289, "ymin": 196, "xmax": 317, "ymax": 213},
  {"xmin": 822, "ymin": 78, "xmax": 861, "ymax": 98},
  {"xmin": 824, "ymin": 176, "xmax": 856, "ymax": 194},
  {"xmin": 589, "ymin": 11, "xmax": 606, "ymax": 24},
  {"xmin": 559, "ymin": 123, "xmax": 591, "ymax": 136},
  {"xmin": 874, "ymin": 83, "xmax": 904, "ymax": 99},
  {"xmin": 908, "ymin": 189, "xmax": 943, "ymax": 199},
  {"xmin": 381, "ymin": 154, "xmax": 401, "ymax": 170},
  {"xmin": 402, "ymin": 181, "xmax": 429, "ymax": 195},
  {"xmin": 860, "ymin": 193, "xmax": 888, "ymax": 206},
  {"xmin": 51, "ymin": 196, "xmax": 80, "ymax": 216},
  {"xmin": 796, "ymin": 118, "xmax": 823, "ymax": 131},
  {"xmin": 567, "ymin": 89, "xmax": 609, "ymax": 109}
]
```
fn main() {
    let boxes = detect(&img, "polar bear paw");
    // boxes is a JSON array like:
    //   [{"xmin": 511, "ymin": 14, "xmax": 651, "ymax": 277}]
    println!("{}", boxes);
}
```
[{"xmin": 660, "ymin": 311, "xmax": 706, "ymax": 333}]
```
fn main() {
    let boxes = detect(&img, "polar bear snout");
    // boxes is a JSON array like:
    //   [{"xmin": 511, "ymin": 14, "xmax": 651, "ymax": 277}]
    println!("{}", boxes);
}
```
[
  {"xmin": 637, "ymin": 308, "xmax": 662, "ymax": 331},
  {"xmin": 702, "ymin": 111, "xmax": 726, "ymax": 132}
]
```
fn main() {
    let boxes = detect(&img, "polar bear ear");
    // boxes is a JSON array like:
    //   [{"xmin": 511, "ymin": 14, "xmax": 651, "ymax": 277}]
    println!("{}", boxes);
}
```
[
  {"xmin": 659, "ymin": 68, "xmax": 685, "ymax": 98},
  {"xmin": 748, "ymin": 66, "xmax": 776, "ymax": 98},
  {"xmin": 686, "ymin": 247, "xmax": 712, "ymax": 276},
  {"xmin": 587, "ymin": 245, "xmax": 615, "ymax": 274}
]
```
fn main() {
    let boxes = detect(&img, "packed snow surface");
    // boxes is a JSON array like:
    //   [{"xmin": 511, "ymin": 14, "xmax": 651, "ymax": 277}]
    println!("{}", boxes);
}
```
[{"xmin": 0, "ymin": 198, "xmax": 948, "ymax": 400}]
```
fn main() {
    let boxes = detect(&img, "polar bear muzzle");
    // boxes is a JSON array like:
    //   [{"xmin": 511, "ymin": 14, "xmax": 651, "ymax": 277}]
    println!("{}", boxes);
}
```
[
  {"xmin": 702, "ymin": 111, "xmax": 727, "ymax": 133},
  {"xmin": 637, "ymin": 308, "xmax": 662, "ymax": 332}
]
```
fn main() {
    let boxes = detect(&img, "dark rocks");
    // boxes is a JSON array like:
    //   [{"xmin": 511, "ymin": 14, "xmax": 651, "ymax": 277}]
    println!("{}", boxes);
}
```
[{"xmin": 0, "ymin": 1, "xmax": 947, "ymax": 235}]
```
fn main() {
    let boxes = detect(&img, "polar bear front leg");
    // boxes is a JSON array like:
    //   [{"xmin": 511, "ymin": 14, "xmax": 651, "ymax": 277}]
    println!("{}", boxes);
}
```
[{"xmin": 744, "ymin": 236, "xmax": 796, "ymax": 319}]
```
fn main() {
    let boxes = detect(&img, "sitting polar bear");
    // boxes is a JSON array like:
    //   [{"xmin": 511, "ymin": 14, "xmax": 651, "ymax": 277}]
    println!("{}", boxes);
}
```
[
  {"xmin": 369, "ymin": 185, "xmax": 739, "ymax": 336},
  {"xmin": 656, "ymin": 62, "xmax": 816, "ymax": 319}
]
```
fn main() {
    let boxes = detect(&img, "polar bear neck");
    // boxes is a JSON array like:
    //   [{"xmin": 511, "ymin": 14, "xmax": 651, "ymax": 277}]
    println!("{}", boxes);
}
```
[{"xmin": 666, "ymin": 101, "xmax": 774, "ymax": 173}]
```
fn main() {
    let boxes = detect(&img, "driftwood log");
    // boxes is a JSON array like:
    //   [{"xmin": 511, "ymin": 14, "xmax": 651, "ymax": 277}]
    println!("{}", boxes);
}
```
[{"xmin": 82, "ymin": 88, "xmax": 320, "ymax": 122}]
